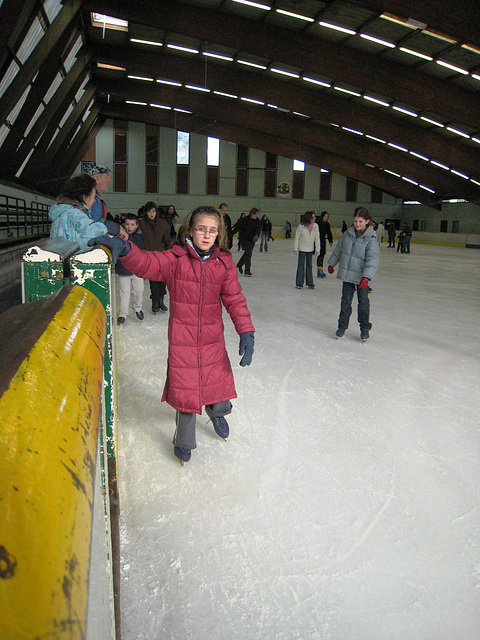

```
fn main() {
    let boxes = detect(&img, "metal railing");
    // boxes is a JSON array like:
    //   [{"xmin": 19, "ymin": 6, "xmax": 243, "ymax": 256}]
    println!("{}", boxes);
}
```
[{"xmin": 0, "ymin": 194, "xmax": 50, "ymax": 241}]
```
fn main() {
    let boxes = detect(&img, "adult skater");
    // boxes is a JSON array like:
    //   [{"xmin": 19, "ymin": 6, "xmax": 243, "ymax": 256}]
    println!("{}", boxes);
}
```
[
  {"xmin": 327, "ymin": 207, "xmax": 379, "ymax": 342},
  {"xmin": 387, "ymin": 221, "xmax": 396, "ymax": 248},
  {"xmin": 315, "ymin": 210, "xmax": 333, "ymax": 278},
  {"xmin": 402, "ymin": 222, "xmax": 413, "ymax": 253},
  {"xmin": 219, "ymin": 202, "xmax": 233, "ymax": 249},
  {"xmin": 294, "ymin": 211, "xmax": 320, "ymax": 289},
  {"xmin": 83, "ymin": 162, "xmax": 112, "ymax": 222},
  {"xmin": 232, "ymin": 207, "xmax": 261, "ymax": 276},
  {"xmin": 87, "ymin": 205, "xmax": 255, "ymax": 465}
]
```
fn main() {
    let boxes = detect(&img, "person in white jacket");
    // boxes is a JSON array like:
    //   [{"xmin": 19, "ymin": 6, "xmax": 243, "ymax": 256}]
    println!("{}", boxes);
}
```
[{"xmin": 293, "ymin": 211, "xmax": 320, "ymax": 289}]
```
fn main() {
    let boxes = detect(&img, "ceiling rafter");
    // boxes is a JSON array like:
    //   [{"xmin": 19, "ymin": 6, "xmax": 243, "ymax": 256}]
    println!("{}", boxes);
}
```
[
  {"xmin": 97, "ymin": 100, "xmax": 439, "ymax": 204},
  {"xmin": 83, "ymin": 0, "xmax": 480, "ymax": 129},
  {"xmin": 93, "ymin": 76, "xmax": 480, "ymax": 202},
  {"xmin": 88, "ymin": 41, "xmax": 480, "ymax": 179}
]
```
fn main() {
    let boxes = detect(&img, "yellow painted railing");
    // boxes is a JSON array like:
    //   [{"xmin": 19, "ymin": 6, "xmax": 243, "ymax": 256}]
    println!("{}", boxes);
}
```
[{"xmin": 0, "ymin": 284, "xmax": 107, "ymax": 640}]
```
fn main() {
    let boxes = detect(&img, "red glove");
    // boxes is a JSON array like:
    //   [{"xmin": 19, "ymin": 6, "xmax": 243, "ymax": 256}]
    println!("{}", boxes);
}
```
[
  {"xmin": 328, "ymin": 265, "xmax": 334, "ymax": 274},
  {"xmin": 358, "ymin": 277, "xmax": 369, "ymax": 289}
]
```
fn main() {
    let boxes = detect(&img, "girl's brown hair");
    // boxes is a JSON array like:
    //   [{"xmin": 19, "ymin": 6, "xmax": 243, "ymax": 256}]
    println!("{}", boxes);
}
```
[
  {"xmin": 177, "ymin": 206, "xmax": 228, "ymax": 251},
  {"xmin": 301, "ymin": 210, "xmax": 315, "ymax": 225},
  {"xmin": 353, "ymin": 206, "xmax": 372, "ymax": 222}
]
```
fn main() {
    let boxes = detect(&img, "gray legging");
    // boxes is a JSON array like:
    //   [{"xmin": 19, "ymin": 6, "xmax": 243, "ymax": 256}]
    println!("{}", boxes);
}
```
[{"xmin": 173, "ymin": 401, "xmax": 232, "ymax": 449}]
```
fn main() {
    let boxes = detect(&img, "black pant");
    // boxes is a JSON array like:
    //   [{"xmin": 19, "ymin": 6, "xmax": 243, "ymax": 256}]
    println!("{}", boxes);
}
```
[
  {"xmin": 237, "ymin": 240, "xmax": 254, "ymax": 273},
  {"xmin": 149, "ymin": 280, "xmax": 166, "ymax": 302},
  {"xmin": 338, "ymin": 282, "xmax": 371, "ymax": 332}
]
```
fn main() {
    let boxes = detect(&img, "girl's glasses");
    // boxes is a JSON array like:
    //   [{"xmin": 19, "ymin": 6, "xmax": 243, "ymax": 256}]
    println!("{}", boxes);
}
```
[{"xmin": 194, "ymin": 227, "xmax": 218, "ymax": 236}]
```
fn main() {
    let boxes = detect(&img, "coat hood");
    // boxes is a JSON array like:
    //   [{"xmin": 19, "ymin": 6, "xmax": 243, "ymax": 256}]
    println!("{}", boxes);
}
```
[{"xmin": 49, "ymin": 200, "xmax": 88, "ymax": 221}]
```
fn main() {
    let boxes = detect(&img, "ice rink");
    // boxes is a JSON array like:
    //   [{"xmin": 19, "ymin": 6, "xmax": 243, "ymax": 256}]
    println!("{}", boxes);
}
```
[{"xmin": 116, "ymin": 238, "xmax": 480, "ymax": 640}]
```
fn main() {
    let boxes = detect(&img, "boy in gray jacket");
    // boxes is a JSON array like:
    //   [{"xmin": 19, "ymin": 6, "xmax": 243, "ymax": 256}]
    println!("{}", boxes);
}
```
[{"xmin": 328, "ymin": 207, "xmax": 379, "ymax": 341}]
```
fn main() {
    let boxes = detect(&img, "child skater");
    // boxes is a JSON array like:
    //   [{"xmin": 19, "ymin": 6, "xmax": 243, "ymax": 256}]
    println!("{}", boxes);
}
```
[
  {"xmin": 88, "ymin": 206, "xmax": 255, "ymax": 465},
  {"xmin": 115, "ymin": 214, "xmax": 144, "ymax": 325},
  {"xmin": 293, "ymin": 211, "xmax": 320, "ymax": 289},
  {"xmin": 327, "ymin": 207, "xmax": 379, "ymax": 342}
]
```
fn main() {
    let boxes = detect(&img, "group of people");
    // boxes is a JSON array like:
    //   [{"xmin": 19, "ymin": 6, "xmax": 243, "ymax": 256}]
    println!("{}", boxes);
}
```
[
  {"xmin": 293, "ymin": 207, "xmax": 380, "ymax": 343},
  {"xmin": 386, "ymin": 221, "xmax": 413, "ymax": 253}
]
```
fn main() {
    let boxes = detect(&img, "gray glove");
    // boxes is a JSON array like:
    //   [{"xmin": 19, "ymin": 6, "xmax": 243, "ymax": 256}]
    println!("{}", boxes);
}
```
[
  {"xmin": 87, "ymin": 235, "xmax": 130, "ymax": 263},
  {"xmin": 239, "ymin": 331, "xmax": 254, "ymax": 367}
]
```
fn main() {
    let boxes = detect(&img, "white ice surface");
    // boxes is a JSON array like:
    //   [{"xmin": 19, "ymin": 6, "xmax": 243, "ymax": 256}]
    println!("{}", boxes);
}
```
[{"xmin": 116, "ymin": 240, "xmax": 480, "ymax": 640}]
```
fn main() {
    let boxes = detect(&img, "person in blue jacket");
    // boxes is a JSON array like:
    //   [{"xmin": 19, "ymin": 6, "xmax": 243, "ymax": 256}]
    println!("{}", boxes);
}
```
[
  {"xmin": 49, "ymin": 174, "xmax": 125, "ymax": 253},
  {"xmin": 327, "ymin": 207, "xmax": 379, "ymax": 342}
]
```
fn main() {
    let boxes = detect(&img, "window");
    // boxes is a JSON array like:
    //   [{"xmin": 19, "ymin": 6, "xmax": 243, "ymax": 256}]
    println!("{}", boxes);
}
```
[
  {"xmin": 264, "ymin": 152, "xmax": 277, "ymax": 198},
  {"xmin": 292, "ymin": 159, "xmax": 305, "ymax": 199},
  {"xmin": 177, "ymin": 130, "xmax": 189, "ymax": 164},
  {"xmin": 176, "ymin": 130, "xmax": 189, "ymax": 194},
  {"xmin": 346, "ymin": 178, "xmax": 357, "ymax": 202},
  {"xmin": 440, "ymin": 220, "xmax": 448, "ymax": 232},
  {"xmin": 145, "ymin": 125, "xmax": 159, "ymax": 193},
  {"xmin": 207, "ymin": 137, "xmax": 219, "ymax": 166},
  {"xmin": 452, "ymin": 220, "xmax": 459, "ymax": 233},
  {"xmin": 236, "ymin": 144, "xmax": 248, "ymax": 196},
  {"xmin": 412, "ymin": 219, "xmax": 419, "ymax": 231},
  {"xmin": 114, "ymin": 120, "xmax": 127, "ymax": 192},
  {"xmin": 320, "ymin": 170, "xmax": 331, "ymax": 200}
]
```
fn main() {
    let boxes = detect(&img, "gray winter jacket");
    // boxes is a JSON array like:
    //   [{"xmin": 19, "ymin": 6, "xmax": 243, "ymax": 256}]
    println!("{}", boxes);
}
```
[{"xmin": 328, "ymin": 224, "xmax": 379, "ymax": 284}]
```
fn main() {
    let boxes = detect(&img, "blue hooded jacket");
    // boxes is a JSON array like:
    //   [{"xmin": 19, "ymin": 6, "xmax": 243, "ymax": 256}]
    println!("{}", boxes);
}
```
[
  {"xmin": 49, "ymin": 199, "xmax": 108, "ymax": 253},
  {"xmin": 328, "ymin": 224, "xmax": 379, "ymax": 284}
]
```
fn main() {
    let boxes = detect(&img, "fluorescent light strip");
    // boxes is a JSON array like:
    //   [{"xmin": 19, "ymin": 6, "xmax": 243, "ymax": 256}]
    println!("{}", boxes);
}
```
[
  {"xmin": 97, "ymin": 62, "xmax": 126, "ymax": 71},
  {"xmin": 267, "ymin": 103, "xmax": 278, "ymax": 109},
  {"xmin": 363, "ymin": 95, "xmax": 389, "ymax": 107},
  {"xmin": 462, "ymin": 44, "xmax": 480, "ymax": 54},
  {"xmin": 174, "ymin": 108, "xmax": 191, "ymax": 113},
  {"xmin": 203, "ymin": 52, "xmax": 234, "ymax": 61},
  {"xmin": 384, "ymin": 169, "xmax": 400, "ymax": 177},
  {"xmin": 431, "ymin": 160, "xmax": 450, "ymax": 170},
  {"xmin": 392, "ymin": 105, "xmax": 418, "ymax": 117},
  {"xmin": 446, "ymin": 126, "xmax": 470, "ymax": 139},
  {"xmin": 319, "ymin": 21, "xmax": 356, "ymax": 36},
  {"xmin": 399, "ymin": 47, "xmax": 433, "ymax": 61},
  {"xmin": 150, "ymin": 103, "xmax": 171, "ymax": 110},
  {"xmin": 157, "ymin": 79, "xmax": 182, "ymax": 87},
  {"xmin": 402, "ymin": 177, "xmax": 418, "ymax": 184},
  {"xmin": 130, "ymin": 38, "xmax": 163, "ymax": 47},
  {"xmin": 126, "ymin": 100, "xmax": 147, "ymax": 105},
  {"xmin": 380, "ymin": 14, "xmax": 415, "ymax": 28},
  {"xmin": 293, "ymin": 112, "xmax": 309, "ymax": 118},
  {"xmin": 419, "ymin": 185, "xmax": 435, "ymax": 193},
  {"xmin": 213, "ymin": 90, "xmax": 238, "ymax": 99},
  {"xmin": 360, "ymin": 33, "xmax": 395, "ymax": 48},
  {"xmin": 303, "ymin": 76, "xmax": 331, "ymax": 88},
  {"xmin": 420, "ymin": 116, "xmax": 444, "ymax": 127},
  {"xmin": 388, "ymin": 142, "xmax": 408, "ymax": 152},
  {"xmin": 471, "ymin": 178, "xmax": 480, "ymax": 186},
  {"xmin": 410, "ymin": 151, "xmax": 430, "ymax": 161},
  {"xmin": 185, "ymin": 84, "xmax": 210, "ymax": 92},
  {"xmin": 472, "ymin": 137, "xmax": 480, "ymax": 145},
  {"xmin": 342, "ymin": 126, "xmax": 363, "ymax": 135},
  {"xmin": 276, "ymin": 9, "xmax": 314, "ymax": 22},
  {"xmin": 237, "ymin": 60, "xmax": 267, "ymax": 70},
  {"xmin": 232, "ymin": 0, "xmax": 270, "ymax": 9},
  {"xmin": 241, "ymin": 97, "xmax": 264, "ymax": 105},
  {"xmin": 436, "ymin": 60, "xmax": 469, "ymax": 75},
  {"xmin": 271, "ymin": 68, "xmax": 300, "ymax": 78},
  {"xmin": 366, "ymin": 134, "xmax": 386, "ymax": 144},
  {"xmin": 167, "ymin": 44, "xmax": 199, "ymax": 54},
  {"xmin": 451, "ymin": 169, "xmax": 469, "ymax": 179},
  {"xmin": 424, "ymin": 30, "xmax": 456, "ymax": 44},
  {"xmin": 472, "ymin": 74, "xmax": 480, "ymax": 81},
  {"xmin": 128, "ymin": 75, "xmax": 153, "ymax": 82},
  {"xmin": 404, "ymin": 201, "xmax": 421, "ymax": 204},
  {"xmin": 334, "ymin": 86, "xmax": 361, "ymax": 96}
]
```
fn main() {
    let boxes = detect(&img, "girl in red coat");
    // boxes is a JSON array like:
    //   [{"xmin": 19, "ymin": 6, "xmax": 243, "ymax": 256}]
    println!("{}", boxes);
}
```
[{"xmin": 89, "ymin": 206, "xmax": 255, "ymax": 465}]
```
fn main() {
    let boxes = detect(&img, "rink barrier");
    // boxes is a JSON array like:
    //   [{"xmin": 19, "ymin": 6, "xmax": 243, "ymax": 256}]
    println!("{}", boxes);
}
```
[
  {"xmin": 0, "ymin": 284, "xmax": 106, "ymax": 640},
  {"xmin": 21, "ymin": 241, "xmax": 122, "ymax": 637}
]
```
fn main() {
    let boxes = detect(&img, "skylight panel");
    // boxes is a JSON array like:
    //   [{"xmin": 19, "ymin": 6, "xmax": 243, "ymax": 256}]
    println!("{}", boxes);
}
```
[
  {"xmin": 360, "ymin": 34, "xmax": 395, "ymax": 48},
  {"xmin": 436, "ymin": 60, "xmax": 469, "ymax": 75},
  {"xmin": 92, "ymin": 13, "xmax": 128, "ymax": 30},
  {"xmin": 271, "ymin": 68, "xmax": 300, "ymax": 78},
  {"xmin": 319, "ymin": 21, "xmax": 356, "ymax": 36},
  {"xmin": 303, "ymin": 76, "xmax": 331, "ymax": 88},
  {"xmin": 399, "ymin": 47, "xmax": 433, "ymax": 61},
  {"xmin": 232, "ymin": 0, "xmax": 271, "ymax": 9},
  {"xmin": 130, "ymin": 38, "xmax": 163, "ymax": 47},
  {"xmin": 167, "ymin": 44, "xmax": 199, "ymax": 54},
  {"xmin": 275, "ymin": 9, "xmax": 314, "ymax": 22}
]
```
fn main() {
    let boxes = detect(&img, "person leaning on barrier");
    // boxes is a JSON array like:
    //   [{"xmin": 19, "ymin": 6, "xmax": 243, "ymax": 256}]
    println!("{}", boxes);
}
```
[
  {"xmin": 48, "ymin": 174, "xmax": 127, "ymax": 254},
  {"xmin": 83, "ymin": 162, "xmax": 112, "ymax": 222}
]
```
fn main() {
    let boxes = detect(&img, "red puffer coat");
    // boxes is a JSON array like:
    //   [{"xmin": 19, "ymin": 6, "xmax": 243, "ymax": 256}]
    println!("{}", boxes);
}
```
[{"xmin": 120, "ymin": 242, "xmax": 255, "ymax": 414}]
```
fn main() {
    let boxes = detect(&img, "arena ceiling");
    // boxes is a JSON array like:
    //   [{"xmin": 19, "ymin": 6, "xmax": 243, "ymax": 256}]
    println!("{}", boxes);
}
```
[{"xmin": 1, "ymin": 0, "xmax": 480, "ymax": 206}]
